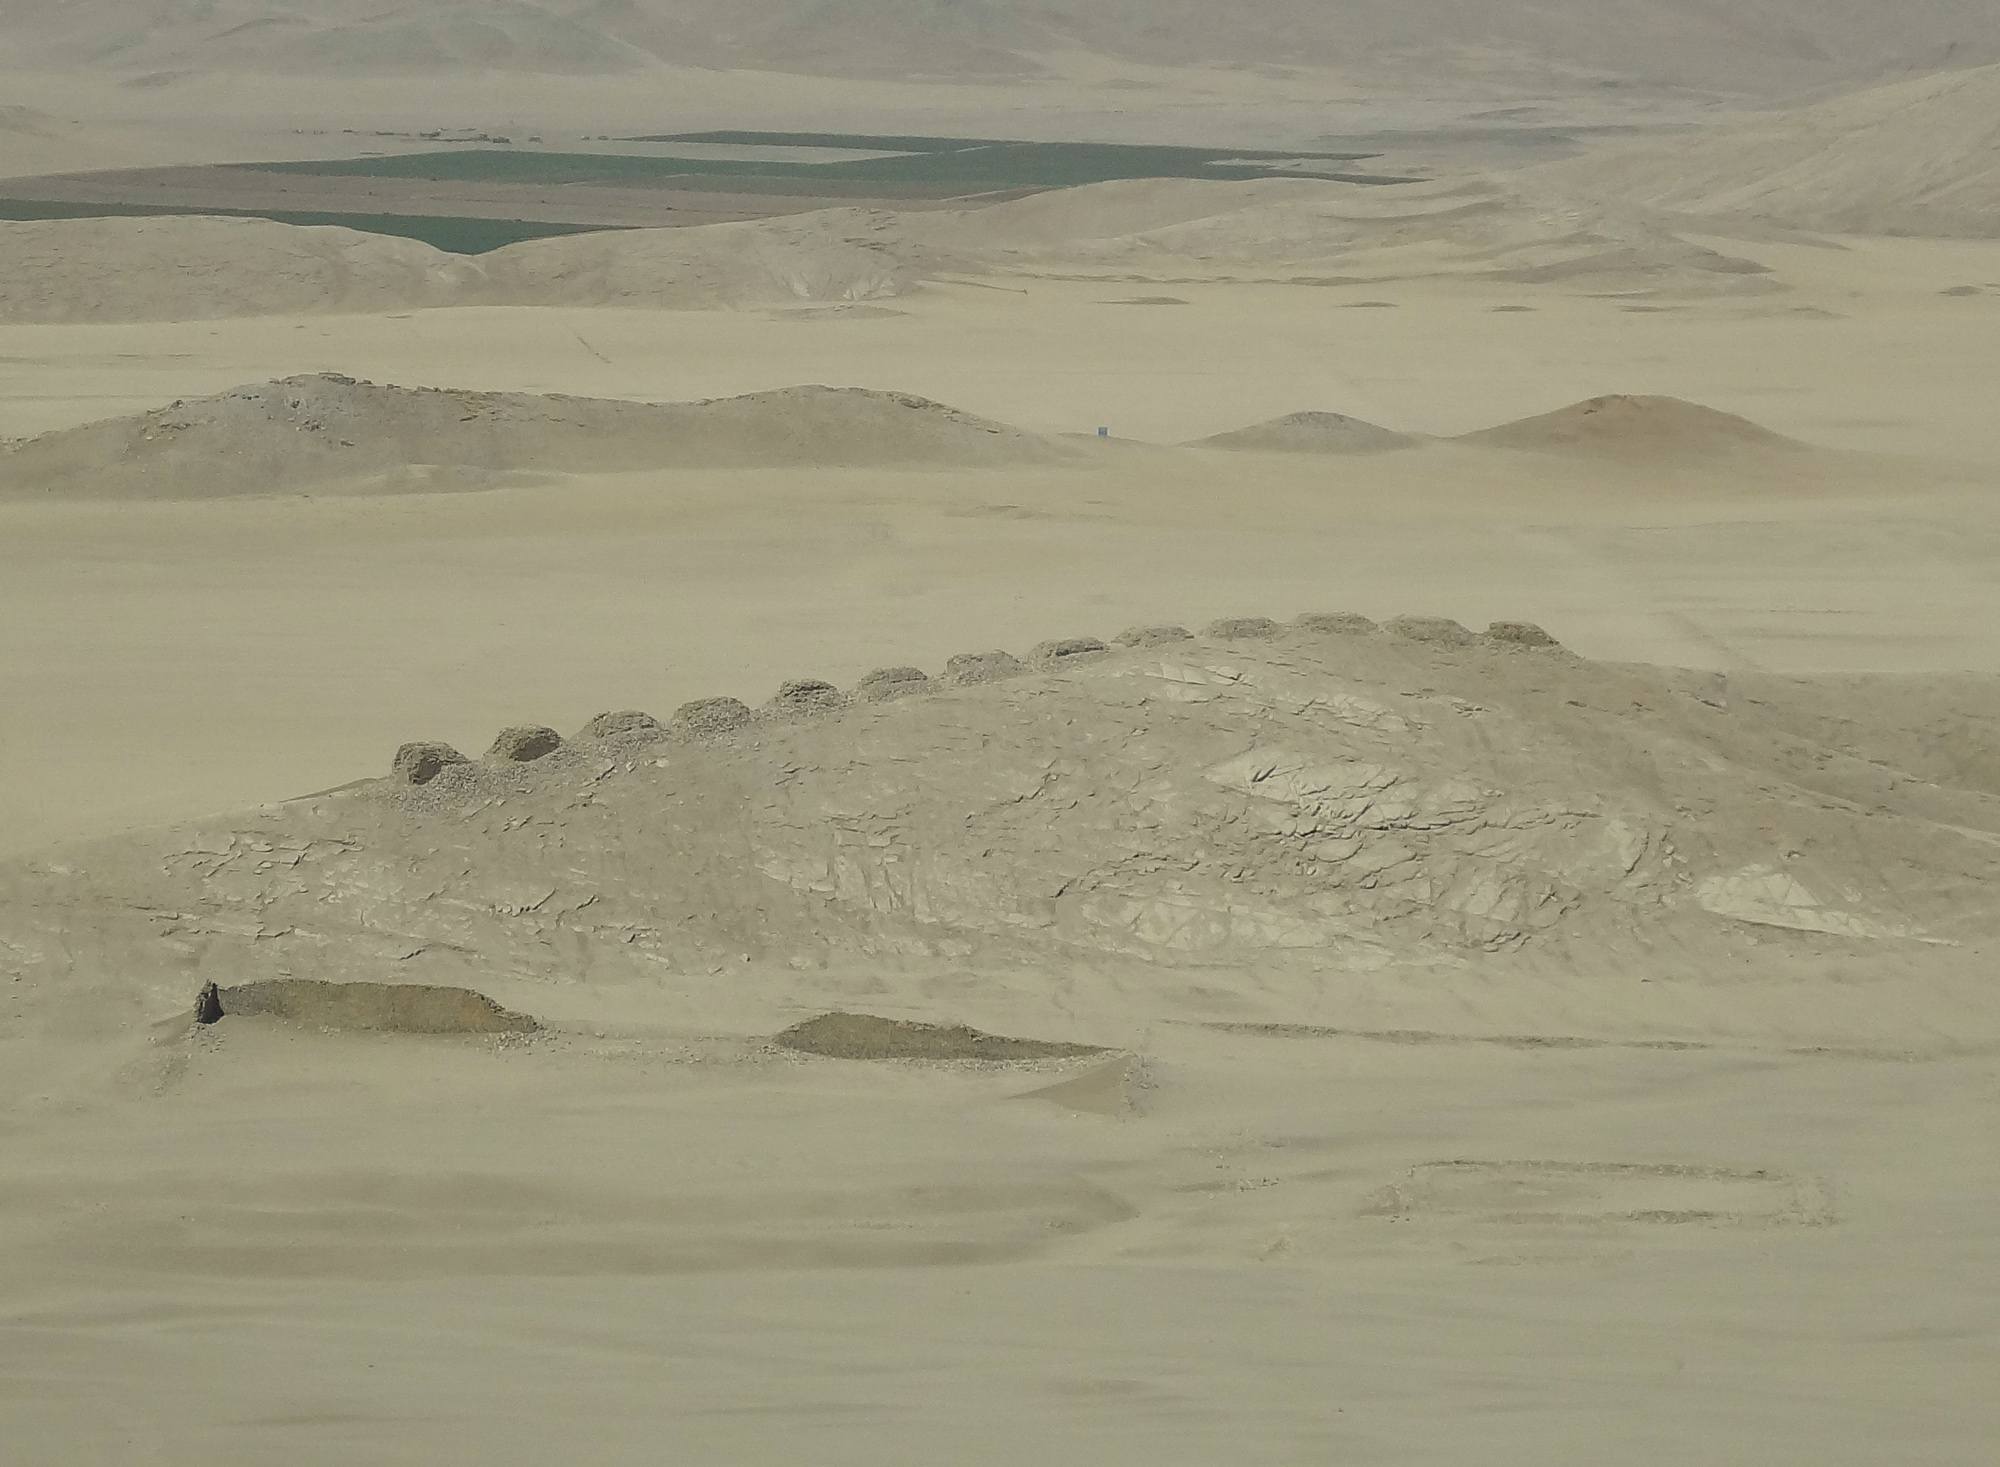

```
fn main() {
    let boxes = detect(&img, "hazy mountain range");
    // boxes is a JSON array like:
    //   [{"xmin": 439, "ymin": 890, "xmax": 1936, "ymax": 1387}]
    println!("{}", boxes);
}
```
[{"xmin": 2, "ymin": 0, "xmax": 1997, "ymax": 92}]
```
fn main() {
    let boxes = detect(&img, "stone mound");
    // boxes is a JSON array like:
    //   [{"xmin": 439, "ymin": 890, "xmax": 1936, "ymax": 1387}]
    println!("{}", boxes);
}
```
[
  {"xmin": 857, "ymin": 666, "xmax": 930, "ymax": 701},
  {"xmin": 1294, "ymin": 612, "xmax": 1377, "ymax": 635},
  {"xmin": 1383, "ymin": 615, "xmax": 1478, "ymax": 646},
  {"xmin": 673, "ymin": 697, "xmax": 753, "ymax": 735},
  {"xmin": 486, "ymin": 725, "xmax": 562, "ymax": 763},
  {"xmin": 1205, "ymin": 617, "xmax": 1281, "ymax": 640},
  {"xmin": 577, "ymin": 709, "xmax": 664, "ymax": 741},
  {"xmin": 392, "ymin": 741, "xmax": 469, "ymax": 786},
  {"xmin": 1457, "ymin": 395, "xmax": 1803, "ymax": 459},
  {"xmin": 1115, "ymin": 625, "xmax": 1193, "ymax": 648},
  {"xmin": 1487, "ymin": 621, "xmax": 1560, "ymax": 647},
  {"xmin": 945, "ymin": 651, "xmax": 1026, "ymax": 685},
  {"xmin": 0, "ymin": 376, "xmax": 1071, "ymax": 501},
  {"xmin": 769, "ymin": 679, "xmax": 843, "ymax": 713},
  {"xmin": 1193, "ymin": 411, "xmax": 1421, "ymax": 455},
  {"xmin": 1031, "ymin": 637, "xmax": 1110, "ymax": 669},
  {"xmin": 209, "ymin": 979, "xmax": 538, "ymax": 1035},
  {"xmin": 773, "ymin": 1012, "xmax": 1104, "ymax": 1062}
]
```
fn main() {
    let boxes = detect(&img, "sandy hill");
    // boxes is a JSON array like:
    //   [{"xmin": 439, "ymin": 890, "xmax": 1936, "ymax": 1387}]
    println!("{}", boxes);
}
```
[
  {"xmin": 0, "ymin": 210, "xmax": 916, "ymax": 324},
  {"xmin": 469, "ymin": 208, "xmax": 917, "ymax": 309},
  {"xmin": 4, "ymin": 1, "xmax": 1998, "ymax": 91},
  {"xmin": 0, "ymin": 0, "xmax": 651, "ymax": 75},
  {"xmin": 1457, "ymin": 395, "xmax": 1806, "ymax": 460},
  {"xmin": 910, "ymin": 177, "xmax": 1781, "ymax": 296},
  {"xmin": 5, "ymin": 621, "xmax": 1994, "ymax": 1018},
  {"xmin": 1541, "ymin": 62, "xmax": 2000, "ymax": 238},
  {"xmin": 1192, "ymin": 412, "xmax": 1421, "ymax": 455},
  {"xmin": 0, "ymin": 375, "xmax": 1067, "ymax": 499},
  {"xmin": 0, "ymin": 216, "xmax": 478, "ymax": 323},
  {"xmin": 0, "ymin": 177, "xmax": 1771, "ymax": 325},
  {"xmin": 0, "ymin": 104, "xmax": 94, "ymax": 179}
]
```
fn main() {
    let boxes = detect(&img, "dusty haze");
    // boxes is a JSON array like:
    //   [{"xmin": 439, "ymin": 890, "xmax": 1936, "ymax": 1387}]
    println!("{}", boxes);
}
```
[{"xmin": 3, "ymin": 8, "xmax": 1998, "ymax": 1465}]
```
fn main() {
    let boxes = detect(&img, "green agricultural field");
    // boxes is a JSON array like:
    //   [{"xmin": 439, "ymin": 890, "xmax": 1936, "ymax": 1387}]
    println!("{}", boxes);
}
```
[
  {"xmin": 0, "ymin": 198, "xmax": 612, "ymax": 254},
  {"xmin": 0, "ymin": 133, "xmax": 1416, "ymax": 256},
  {"xmin": 248, "ymin": 133, "xmax": 1415, "ymax": 194}
]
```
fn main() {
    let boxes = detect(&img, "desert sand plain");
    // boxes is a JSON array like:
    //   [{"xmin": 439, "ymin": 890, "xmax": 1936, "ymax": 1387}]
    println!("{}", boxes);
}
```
[{"xmin": 4, "ymin": 23, "xmax": 2000, "ymax": 1467}]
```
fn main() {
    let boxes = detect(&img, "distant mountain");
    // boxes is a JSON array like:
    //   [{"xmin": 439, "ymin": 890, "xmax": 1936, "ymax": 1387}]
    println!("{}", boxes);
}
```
[
  {"xmin": 2, "ymin": 0, "xmax": 1997, "ymax": 92},
  {"xmin": 1539, "ymin": 61, "xmax": 2000, "ymax": 237}
]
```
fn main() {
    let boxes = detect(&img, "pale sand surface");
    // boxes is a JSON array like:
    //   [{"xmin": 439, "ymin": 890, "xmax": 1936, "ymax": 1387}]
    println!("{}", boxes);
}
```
[
  {"xmin": 1541, "ymin": 62, "xmax": 2000, "ymax": 238},
  {"xmin": 4, "ymin": 1015, "xmax": 1993, "ymax": 1465},
  {"xmin": 5, "ymin": 242, "xmax": 1999, "ymax": 857},
  {"xmin": 4, "ymin": 110, "xmax": 2000, "ymax": 1461},
  {"xmin": 7, "ymin": 238, "xmax": 2000, "ymax": 451}
]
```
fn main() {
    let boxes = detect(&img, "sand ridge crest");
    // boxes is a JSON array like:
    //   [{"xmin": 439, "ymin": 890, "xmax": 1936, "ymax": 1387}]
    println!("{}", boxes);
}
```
[
  {"xmin": 1542, "ymin": 61, "xmax": 2000, "ymax": 239},
  {"xmin": 1190, "ymin": 411, "xmax": 1421, "ymax": 455},
  {"xmin": 0, "ymin": 208, "xmax": 919, "ymax": 325},
  {"xmin": 0, "ymin": 374, "xmax": 1073, "ymax": 499},
  {"xmin": 905, "ymin": 175, "xmax": 1782, "ymax": 295},
  {"xmin": 7, "ymin": 1, "xmax": 1999, "ymax": 91},
  {"xmin": 0, "ymin": 172, "xmax": 1784, "ymax": 327},
  {"xmin": 2, "ymin": 377, "xmax": 1847, "ymax": 500},
  {"xmin": 5, "ymin": 623, "xmax": 1994, "ymax": 1019},
  {"xmin": 1455, "ymin": 393, "xmax": 1807, "ymax": 460}
]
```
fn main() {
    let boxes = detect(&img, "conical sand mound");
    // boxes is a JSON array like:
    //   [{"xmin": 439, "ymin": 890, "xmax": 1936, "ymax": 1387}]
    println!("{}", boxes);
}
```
[
  {"xmin": 1457, "ymin": 395, "xmax": 1804, "ymax": 460},
  {"xmin": 1192, "ymin": 411, "xmax": 1420, "ymax": 455},
  {"xmin": 0, "ymin": 375, "xmax": 1071, "ymax": 500}
]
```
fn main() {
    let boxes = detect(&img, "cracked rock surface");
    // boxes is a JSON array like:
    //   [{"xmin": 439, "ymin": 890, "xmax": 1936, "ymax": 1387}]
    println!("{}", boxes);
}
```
[{"xmin": 4, "ymin": 629, "xmax": 1996, "ymax": 1012}]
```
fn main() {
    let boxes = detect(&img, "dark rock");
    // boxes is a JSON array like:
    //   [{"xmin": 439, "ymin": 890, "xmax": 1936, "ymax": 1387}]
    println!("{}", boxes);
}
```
[
  {"xmin": 1383, "ymin": 615, "xmax": 1477, "ymax": 646},
  {"xmin": 1293, "ymin": 611, "xmax": 1377, "ymax": 636},
  {"xmin": 1204, "ymin": 616, "xmax": 1281, "ymax": 640},
  {"xmin": 673, "ymin": 697, "xmax": 753, "ymax": 734},
  {"xmin": 774, "ymin": 1011, "xmax": 1104, "ymax": 1061},
  {"xmin": 216, "ymin": 978, "xmax": 538, "ymax": 1034},
  {"xmin": 392, "ymin": 741, "xmax": 470, "ymax": 785},
  {"xmin": 769, "ymin": 678, "xmax": 842, "ymax": 712},
  {"xmin": 1486, "ymin": 621, "xmax": 1560, "ymax": 647},
  {"xmin": 1114, "ymin": 624, "xmax": 1193, "ymax": 648},
  {"xmin": 485, "ymin": 725, "xmax": 562, "ymax": 762},
  {"xmin": 577, "ymin": 709, "xmax": 665, "ymax": 741},
  {"xmin": 857, "ymin": 666, "xmax": 931, "ymax": 700},
  {"xmin": 945, "ymin": 650, "xmax": 1026, "ymax": 684},
  {"xmin": 1030, "ymin": 637, "xmax": 1110, "ymax": 669}
]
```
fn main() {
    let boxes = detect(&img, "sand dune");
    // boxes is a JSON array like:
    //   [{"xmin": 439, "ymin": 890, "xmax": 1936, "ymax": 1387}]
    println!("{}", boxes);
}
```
[
  {"xmin": 8, "ymin": 621, "xmax": 1993, "ymax": 1019},
  {"xmin": 4, "ymin": 202, "xmax": 1999, "ymax": 1467},
  {"xmin": 5, "ymin": 0, "xmax": 1998, "ymax": 90},
  {"xmin": 1543, "ymin": 62, "xmax": 2000, "ymax": 238},
  {"xmin": 1191, "ymin": 411, "xmax": 1421, "ymax": 455},
  {"xmin": 470, "ymin": 208, "xmax": 918, "ymax": 309},
  {"xmin": 0, "ymin": 0, "xmax": 651, "ymax": 76},
  {"xmin": 914, "ymin": 176, "xmax": 1781, "ymax": 294},
  {"xmin": 0, "ymin": 210, "xmax": 918, "ymax": 324},
  {"xmin": 0, "ymin": 215, "xmax": 476, "ymax": 323},
  {"xmin": 1457, "ymin": 394, "xmax": 1806, "ymax": 460},
  {"xmin": 3, "ymin": 379, "xmax": 1844, "ymax": 500},
  {"xmin": 0, "ymin": 374, "xmax": 1067, "ymax": 499},
  {"xmin": 0, "ymin": 175, "xmax": 1780, "ymax": 326},
  {"xmin": 0, "ymin": 104, "xmax": 118, "ymax": 179}
]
